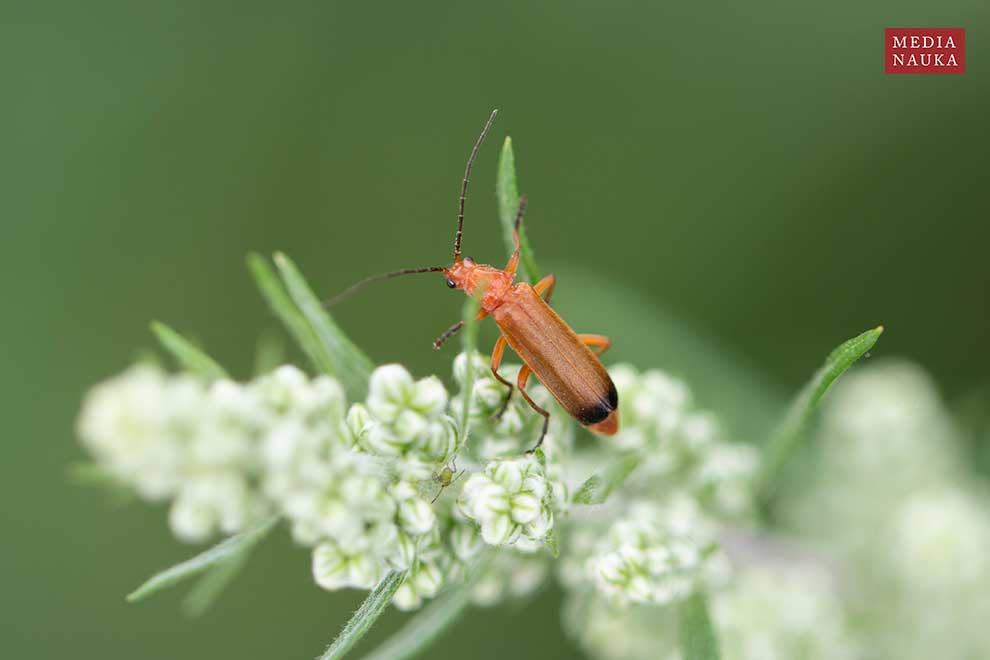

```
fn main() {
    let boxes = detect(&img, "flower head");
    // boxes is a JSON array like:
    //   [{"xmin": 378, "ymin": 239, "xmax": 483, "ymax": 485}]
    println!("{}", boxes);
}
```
[
  {"xmin": 458, "ymin": 454, "xmax": 554, "ymax": 547},
  {"xmin": 585, "ymin": 497, "xmax": 719, "ymax": 606}
]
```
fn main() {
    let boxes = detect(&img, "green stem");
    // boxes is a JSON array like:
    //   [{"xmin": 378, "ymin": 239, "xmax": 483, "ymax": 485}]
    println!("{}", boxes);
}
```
[
  {"xmin": 359, "ymin": 553, "xmax": 493, "ymax": 660},
  {"xmin": 318, "ymin": 570, "xmax": 407, "ymax": 660},
  {"xmin": 679, "ymin": 592, "xmax": 721, "ymax": 660}
]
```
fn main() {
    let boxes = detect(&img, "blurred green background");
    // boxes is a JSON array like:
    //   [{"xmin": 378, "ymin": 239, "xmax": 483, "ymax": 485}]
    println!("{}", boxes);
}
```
[{"xmin": 3, "ymin": 1, "xmax": 987, "ymax": 658}]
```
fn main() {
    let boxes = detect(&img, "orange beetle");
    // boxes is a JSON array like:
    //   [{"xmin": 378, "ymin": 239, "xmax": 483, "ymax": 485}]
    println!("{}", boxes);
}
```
[{"xmin": 329, "ymin": 110, "xmax": 618, "ymax": 450}]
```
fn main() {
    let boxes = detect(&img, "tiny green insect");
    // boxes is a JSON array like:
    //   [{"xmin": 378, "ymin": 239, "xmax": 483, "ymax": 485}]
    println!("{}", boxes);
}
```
[{"xmin": 431, "ymin": 461, "xmax": 465, "ymax": 504}]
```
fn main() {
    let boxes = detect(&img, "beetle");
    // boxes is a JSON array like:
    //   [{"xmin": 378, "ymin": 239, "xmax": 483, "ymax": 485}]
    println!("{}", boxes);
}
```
[{"xmin": 328, "ymin": 110, "xmax": 618, "ymax": 451}]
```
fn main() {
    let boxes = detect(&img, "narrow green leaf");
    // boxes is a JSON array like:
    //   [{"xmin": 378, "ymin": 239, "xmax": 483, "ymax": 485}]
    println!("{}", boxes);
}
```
[
  {"xmin": 679, "ymin": 592, "xmax": 721, "ymax": 660},
  {"xmin": 572, "ymin": 452, "xmax": 642, "ymax": 505},
  {"xmin": 181, "ymin": 544, "xmax": 252, "ymax": 618},
  {"xmin": 319, "ymin": 570, "xmax": 407, "ymax": 660},
  {"xmin": 757, "ymin": 325, "xmax": 884, "ymax": 505},
  {"xmin": 248, "ymin": 253, "xmax": 373, "ymax": 399},
  {"xmin": 496, "ymin": 137, "xmax": 540, "ymax": 284},
  {"xmin": 359, "ymin": 553, "xmax": 493, "ymax": 660},
  {"xmin": 274, "ymin": 252, "xmax": 375, "ymax": 400},
  {"xmin": 126, "ymin": 516, "xmax": 278, "ymax": 603},
  {"xmin": 67, "ymin": 462, "xmax": 134, "ymax": 506},
  {"xmin": 248, "ymin": 253, "xmax": 335, "ymax": 376},
  {"xmin": 150, "ymin": 321, "xmax": 228, "ymax": 381}
]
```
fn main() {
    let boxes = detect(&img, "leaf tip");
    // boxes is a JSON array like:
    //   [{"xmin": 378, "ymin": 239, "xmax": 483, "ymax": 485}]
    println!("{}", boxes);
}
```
[
  {"xmin": 862, "ymin": 325, "xmax": 884, "ymax": 349},
  {"xmin": 246, "ymin": 252, "xmax": 268, "ymax": 274}
]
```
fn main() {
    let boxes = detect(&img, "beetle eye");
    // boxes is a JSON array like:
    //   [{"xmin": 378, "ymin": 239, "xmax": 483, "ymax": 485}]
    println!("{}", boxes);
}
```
[
  {"xmin": 445, "ymin": 278, "xmax": 457, "ymax": 289},
  {"xmin": 464, "ymin": 256, "xmax": 475, "ymax": 265}
]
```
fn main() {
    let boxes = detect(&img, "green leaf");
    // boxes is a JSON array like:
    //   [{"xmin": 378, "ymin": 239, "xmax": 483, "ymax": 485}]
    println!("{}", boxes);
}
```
[
  {"xmin": 249, "ymin": 254, "xmax": 331, "ymax": 371},
  {"xmin": 318, "ymin": 570, "xmax": 407, "ymax": 660},
  {"xmin": 679, "ymin": 592, "xmax": 721, "ymax": 660},
  {"xmin": 496, "ymin": 137, "xmax": 540, "ymax": 284},
  {"xmin": 126, "ymin": 516, "xmax": 278, "ymax": 603},
  {"xmin": 274, "ymin": 252, "xmax": 374, "ymax": 399},
  {"xmin": 572, "ymin": 452, "xmax": 642, "ymax": 505},
  {"xmin": 247, "ymin": 253, "xmax": 373, "ymax": 400},
  {"xmin": 181, "ymin": 544, "xmax": 252, "ymax": 618},
  {"xmin": 756, "ymin": 325, "xmax": 884, "ymax": 507},
  {"xmin": 67, "ymin": 462, "xmax": 134, "ymax": 506},
  {"xmin": 150, "ymin": 320, "xmax": 228, "ymax": 381},
  {"xmin": 359, "ymin": 553, "xmax": 493, "ymax": 660}
]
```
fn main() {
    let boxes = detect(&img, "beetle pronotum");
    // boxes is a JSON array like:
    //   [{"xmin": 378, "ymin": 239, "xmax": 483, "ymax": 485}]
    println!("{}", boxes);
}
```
[{"xmin": 328, "ymin": 110, "xmax": 619, "ymax": 451}]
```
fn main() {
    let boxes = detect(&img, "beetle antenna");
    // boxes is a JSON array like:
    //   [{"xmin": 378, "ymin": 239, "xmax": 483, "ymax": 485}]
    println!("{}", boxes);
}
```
[
  {"xmin": 503, "ymin": 194, "xmax": 527, "ymax": 275},
  {"xmin": 432, "ymin": 320, "xmax": 465, "ymax": 350},
  {"xmin": 513, "ymin": 194, "xmax": 528, "ymax": 231},
  {"xmin": 453, "ymin": 109, "xmax": 498, "ymax": 263},
  {"xmin": 324, "ymin": 266, "xmax": 446, "ymax": 308}
]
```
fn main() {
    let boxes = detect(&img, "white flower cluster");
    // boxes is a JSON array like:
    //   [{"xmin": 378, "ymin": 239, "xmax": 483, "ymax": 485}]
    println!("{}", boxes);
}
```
[
  {"xmin": 563, "ymin": 592, "xmax": 682, "ymax": 660},
  {"xmin": 349, "ymin": 365, "xmax": 457, "ymax": 479},
  {"xmin": 886, "ymin": 486, "xmax": 990, "ymax": 595},
  {"xmin": 586, "ymin": 498, "xmax": 718, "ymax": 606},
  {"xmin": 878, "ymin": 486, "xmax": 990, "ymax": 660},
  {"xmin": 560, "ymin": 365, "xmax": 766, "ymax": 655},
  {"xmin": 78, "ymin": 327, "xmax": 990, "ymax": 658},
  {"xmin": 712, "ymin": 564, "xmax": 857, "ymax": 660},
  {"xmin": 77, "ymin": 355, "xmax": 577, "ymax": 610},
  {"xmin": 302, "ymin": 352, "xmax": 574, "ymax": 607},
  {"xmin": 78, "ymin": 365, "xmax": 270, "ymax": 543},
  {"xmin": 609, "ymin": 365, "xmax": 760, "ymax": 518},
  {"xmin": 458, "ymin": 455, "xmax": 554, "ymax": 547},
  {"xmin": 77, "ymin": 355, "xmax": 777, "ymax": 634},
  {"xmin": 781, "ymin": 359, "xmax": 990, "ymax": 660},
  {"xmin": 564, "ymin": 560, "xmax": 856, "ymax": 660}
]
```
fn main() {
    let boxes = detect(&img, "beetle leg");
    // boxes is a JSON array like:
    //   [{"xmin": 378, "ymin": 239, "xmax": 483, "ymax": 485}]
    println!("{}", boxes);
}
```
[
  {"xmin": 517, "ymin": 364, "xmax": 551, "ymax": 453},
  {"xmin": 490, "ymin": 335, "xmax": 515, "ymax": 420},
  {"xmin": 577, "ymin": 333, "xmax": 611, "ymax": 356},
  {"xmin": 504, "ymin": 195, "xmax": 528, "ymax": 276},
  {"xmin": 433, "ymin": 309, "xmax": 489, "ymax": 349},
  {"xmin": 532, "ymin": 273, "xmax": 556, "ymax": 304}
]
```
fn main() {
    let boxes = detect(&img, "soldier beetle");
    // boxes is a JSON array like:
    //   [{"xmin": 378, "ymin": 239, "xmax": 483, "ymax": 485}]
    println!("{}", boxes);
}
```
[{"xmin": 328, "ymin": 110, "xmax": 619, "ymax": 451}]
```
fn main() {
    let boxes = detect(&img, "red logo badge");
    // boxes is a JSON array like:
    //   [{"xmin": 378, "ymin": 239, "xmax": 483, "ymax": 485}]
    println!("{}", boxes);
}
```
[{"xmin": 885, "ymin": 28, "xmax": 965, "ymax": 74}]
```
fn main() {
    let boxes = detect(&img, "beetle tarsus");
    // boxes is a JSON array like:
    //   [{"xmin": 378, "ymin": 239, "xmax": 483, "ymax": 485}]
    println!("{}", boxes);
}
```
[
  {"xmin": 525, "ymin": 415, "xmax": 550, "ymax": 454},
  {"xmin": 492, "ymin": 390, "xmax": 513, "ymax": 423}
]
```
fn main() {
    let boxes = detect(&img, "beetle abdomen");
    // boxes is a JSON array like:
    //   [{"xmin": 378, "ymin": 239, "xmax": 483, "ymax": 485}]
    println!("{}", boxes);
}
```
[
  {"xmin": 576, "ymin": 380, "xmax": 618, "ymax": 424},
  {"xmin": 492, "ymin": 284, "xmax": 618, "ymax": 435}
]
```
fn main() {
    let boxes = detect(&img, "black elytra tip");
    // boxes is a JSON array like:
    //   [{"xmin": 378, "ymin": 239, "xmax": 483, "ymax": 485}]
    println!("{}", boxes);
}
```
[{"xmin": 576, "ymin": 383, "xmax": 619, "ymax": 426}]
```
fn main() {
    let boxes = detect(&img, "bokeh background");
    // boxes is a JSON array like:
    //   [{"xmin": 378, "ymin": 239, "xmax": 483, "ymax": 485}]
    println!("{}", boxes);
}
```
[{"xmin": 3, "ymin": 1, "xmax": 987, "ymax": 658}]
